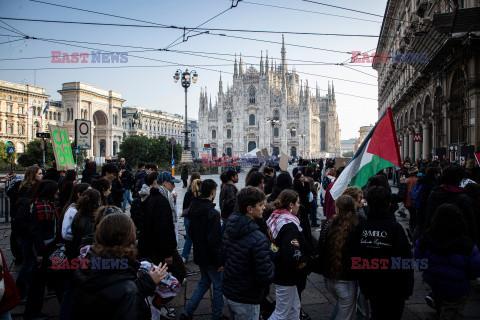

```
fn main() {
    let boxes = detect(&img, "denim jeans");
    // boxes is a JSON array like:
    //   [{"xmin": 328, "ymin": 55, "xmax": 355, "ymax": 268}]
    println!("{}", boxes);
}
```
[
  {"xmin": 183, "ymin": 265, "xmax": 223, "ymax": 319},
  {"xmin": 122, "ymin": 189, "xmax": 133, "ymax": 211},
  {"xmin": 58, "ymin": 272, "xmax": 75, "ymax": 320},
  {"xmin": 181, "ymin": 217, "xmax": 193, "ymax": 260},
  {"xmin": 325, "ymin": 278, "xmax": 357, "ymax": 320},
  {"xmin": 16, "ymin": 236, "xmax": 35, "ymax": 300},
  {"xmin": 224, "ymin": 296, "xmax": 260, "ymax": 320},
  {"xmin": 269, "ymin": 285, "xmax": 301, "ymax": 320},
  {"xmin": 0, "ymin": 312, "xmax": 11, "ymax": 320}
]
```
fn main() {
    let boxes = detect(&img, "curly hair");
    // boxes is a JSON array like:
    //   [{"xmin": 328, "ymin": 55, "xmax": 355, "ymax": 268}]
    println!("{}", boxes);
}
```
[
  {"xmin": 327, "ymin": 195, "xmax": 357, "ymax": 280},
  {"xmin": 74, "ymin": 189, "xmax": 102, "ymax": 225},
  {"xmin": 341, "ymin": 186, "xmax": 363, "ymax": 207},
  {"xmin": 93, "ymin": 213, "xmax": 137, "ymax": 263},
  {"xmin": 272, "ymin": 189, "xmax": 299, "ymax": 210}
]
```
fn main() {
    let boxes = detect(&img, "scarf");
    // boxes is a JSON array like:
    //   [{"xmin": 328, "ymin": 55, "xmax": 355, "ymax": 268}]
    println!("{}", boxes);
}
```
[
  {"xmin": 156, "ymin": 185, "xmax": 177, "ymax": 222},
  {"xmin": 266, "ymin": 208, "xmax": 302, "ymax": 241}
]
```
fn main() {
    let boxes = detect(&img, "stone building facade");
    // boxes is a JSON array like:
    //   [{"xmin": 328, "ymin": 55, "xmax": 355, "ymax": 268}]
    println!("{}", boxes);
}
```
[
  {"xmin": 198, "ymin": 36, "xmax": 341, "ymax": 159},
  {"xmin": 374, "ymin": 0, "xmax": 480, "ymax": 162},
  {"xmin": 354, "ymin": 125, "xmax": 374, "ymax": 153},
  {"xmin": 0, "ymin": 80, "xmax": 64, "ymax": 155},
  {"xmin": 122, "ymin": 107, "xmax": 199, "ymax": 159}
]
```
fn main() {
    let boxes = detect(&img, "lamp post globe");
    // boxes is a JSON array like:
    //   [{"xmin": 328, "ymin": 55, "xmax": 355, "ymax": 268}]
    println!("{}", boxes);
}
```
[{"xmin": 174, "ymin": 69, "xmax": 198, "ymax": 163}]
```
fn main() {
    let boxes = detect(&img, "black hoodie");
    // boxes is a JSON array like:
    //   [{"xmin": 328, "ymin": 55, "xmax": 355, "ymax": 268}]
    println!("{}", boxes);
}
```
[
  {"xmin": 220, "ymin": 213, "xmax": 274, "ymax": 304},
  {"xmin": 71, "ymin": 259, "xmax": 155, "ymax": 320},
  {"xmin": 186, "ymin": 197, "xmax": 222, "ymax": 267}
]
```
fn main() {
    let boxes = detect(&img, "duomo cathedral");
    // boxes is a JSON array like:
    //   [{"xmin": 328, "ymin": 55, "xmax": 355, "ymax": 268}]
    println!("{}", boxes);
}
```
[{"xmin": 198, "ymin": 36, "xmax": 341, "ymax": 158}]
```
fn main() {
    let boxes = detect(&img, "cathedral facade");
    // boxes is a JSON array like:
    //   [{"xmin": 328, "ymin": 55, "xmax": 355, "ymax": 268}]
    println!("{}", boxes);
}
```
[{"xmin": 198, "ymin": 36, "xmax": 341, "ymax": 159}]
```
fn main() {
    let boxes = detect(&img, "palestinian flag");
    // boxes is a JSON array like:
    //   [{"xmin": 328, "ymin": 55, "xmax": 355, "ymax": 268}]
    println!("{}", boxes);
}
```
[{"xmin": 331, "ymin": 107, "xmax": 401, "ymax": 200}]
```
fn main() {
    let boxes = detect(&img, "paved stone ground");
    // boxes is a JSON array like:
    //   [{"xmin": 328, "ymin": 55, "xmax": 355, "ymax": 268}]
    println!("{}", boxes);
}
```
[{"xmin": 1, "ymin": 166, "xmax": 479, "ymax": 319}]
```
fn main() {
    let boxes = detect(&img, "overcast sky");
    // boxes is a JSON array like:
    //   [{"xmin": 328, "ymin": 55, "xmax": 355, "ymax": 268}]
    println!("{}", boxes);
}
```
[{"xmin": 0, "ymin": 0, "xmax": 385, "ymax": 139}]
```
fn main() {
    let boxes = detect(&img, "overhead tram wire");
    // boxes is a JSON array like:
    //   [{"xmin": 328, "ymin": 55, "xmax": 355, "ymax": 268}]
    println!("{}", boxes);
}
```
[
  {"xmin": 7, "ymin": 34, "xmax": 377, "ymax": 87},
  {"xmin": 28, "ymin": 0, "xmax": 170, "ymax": 27},
  {"xmin": 340, "ymin": 65, "xmax": 378, "ymax": 78},
  {"xmin": 0, "ymin": 20, "xmax": 26, "ymax": 36},
  {"xmin": 7, "ymin": 35, "xmax": 376, "ymax": 101},
  {"xmin": 301, "ymin": 0, "xmax": 409, "ymax": 23},
  {"xmin": 242, "ymin": 1, "xmax": 382, "ymax": 23},
  {"xmin": 0, "ymin": 17, "xmax": 449, "ymax": 40},
  {"xmin": 0, "ymin": 39, "xmax": 25, "ymax": 45}
]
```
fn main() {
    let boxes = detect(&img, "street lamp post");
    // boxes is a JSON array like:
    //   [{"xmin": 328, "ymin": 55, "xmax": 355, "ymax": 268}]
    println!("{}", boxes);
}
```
[
  {"xmin": 267, "ymin": 116, "xmax": 280, "ymax": 157},
  {"xmin": 289, "ymin": 128, "xmax": 296, "ymax": 158},
  {"xmin": 173, "ymin": 69, "xmax": 198, "ymax": 163},
  {"xmin": 299, "ymin": 133, "xmax": 306, "ymax": 158}
]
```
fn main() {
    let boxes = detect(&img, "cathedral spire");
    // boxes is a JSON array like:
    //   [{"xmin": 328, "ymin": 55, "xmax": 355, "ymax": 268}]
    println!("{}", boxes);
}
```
[
  {"xmin": 265, "ymin": 50, "xmax": 269, "ymax": 75},
  {"xmin": 328, "ymin": 81, "xmax": 331, "ymax": 98},
  {"xmin": 209, "ymin": 95, "xmax": 212, "ymax": 112},
  {"xmin": 239, "ymin": 53, "xmax": 244, "ymax": 76},
  {"xmin": 200, "ymin": 87, "xmax": 204, "ymax": 111},
  {"xmin": 305, "ymin": 79, "xmax": 309, "ymax": 102},
  {"xmin": 234, "ymin": 53, "xmax": 238, "ymax": 77},
  {"xmin": 332, "ymin": 81, "xmax": 335, "ymax": 100},
  {"xmin": 316, "ymin": 81, "xmax": 319, "ymax": 99},
  {"xmin": 260, "ymin": 51, "xmax": 264, "ymax": 75},
  {"xmin": 281, "ymin": 34, "xmax": 287, "ymax": 74},
  {"xmin": 299, "ymin": 80, "xmax": 304, "ymax": 103},
  {"xmin": 219, "ymin": 72, "xmax": 223, "ymax": 92}
]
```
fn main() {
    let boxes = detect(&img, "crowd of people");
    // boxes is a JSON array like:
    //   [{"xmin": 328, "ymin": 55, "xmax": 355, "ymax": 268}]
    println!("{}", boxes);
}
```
[{"xmin": 0, "ymin": 156, "xmax": 478, "ymax": 320}]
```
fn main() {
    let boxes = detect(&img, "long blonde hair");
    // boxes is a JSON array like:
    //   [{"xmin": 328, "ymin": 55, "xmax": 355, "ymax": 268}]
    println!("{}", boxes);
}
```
[
  {"xmin": 191, "ymin": 179, "xmax": 202, "ymax": 197},
  {"xmin": 327, "ymin": 195, "xmax": 358, "ymax": 279}
]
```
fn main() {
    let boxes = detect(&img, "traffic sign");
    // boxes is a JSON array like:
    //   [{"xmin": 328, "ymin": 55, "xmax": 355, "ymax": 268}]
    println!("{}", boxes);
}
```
[
  {"xmin": 36, "ymin": 132, "xmax": 51, "ymax": 139},
  {"xmin": 171, "ymin": 138, "xmax": 175, "ymax": 146},
  {"xmin": 171, "ymin": 158, "xmax": 175, "ymax": 166},
  {"xmin": 75, "ymin": 119, "xmax": 91, "ymax": 149},
  {"xmin": 7, "ymin": 146, "xmax": 15, "ymax": 154},
  {"xmin": 75, "ymin": 148, "xmax": 80, "ymax": 154},
  {"xmin": 40, "ymin": 139, "xmax": 45, "ymax": 151}
]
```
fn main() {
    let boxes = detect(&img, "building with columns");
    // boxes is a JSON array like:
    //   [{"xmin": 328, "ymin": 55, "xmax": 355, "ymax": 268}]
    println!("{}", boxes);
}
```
[
  {"xmin": 374, "ymin": 0, "xmax": 480, "ymax": 162},
  {"xmin": 122, "ymin": 107, "xmax": 199, "ymax": 159},
  {"xmin": 354, "ymin": 125, "xmax": 374, "ymax": 153},
  {"xmin": 198, "ymin": 36, "xmax": 341, "ymax": 159},
  {"xmin": 58, "ymin": 82, "xmax": 124, "ymax": 159},
  {"xmin": 0, "ymin": 80, "xmax": 64, "ymax": 155}
]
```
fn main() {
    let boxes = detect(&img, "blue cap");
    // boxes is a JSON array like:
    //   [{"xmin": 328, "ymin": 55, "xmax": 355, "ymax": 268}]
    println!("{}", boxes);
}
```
[{"xmin": 157, "ymin": 171, "xmax": 181, "ymax": 184}]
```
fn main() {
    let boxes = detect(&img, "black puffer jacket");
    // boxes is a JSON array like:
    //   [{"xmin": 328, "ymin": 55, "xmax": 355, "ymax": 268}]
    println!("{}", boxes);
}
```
[
  {"xmin": 71, "ymin": 260, "xmax": 155, "ymax": 320},
  {"xmin": 186, "ymin": 197, "xmax": 222, "ymax": 267},
  {"xmin": 140, "ymin": 187, "xmax": 176, "ymax": 263},
  {"xmin": 220, "ymin": 214, "xmax": 274, "ymax": 304},
  {"xmin": 352, "ymin": 208, "xmax": 414, "ymax": 300},
  {"xmin": 81, "ymin": 168, "xmax": 100, "ymax": 185}
]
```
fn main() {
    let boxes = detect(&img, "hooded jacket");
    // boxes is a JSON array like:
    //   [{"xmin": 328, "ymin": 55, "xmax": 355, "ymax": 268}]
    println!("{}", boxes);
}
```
[
  {"xmin": 139, "ymin": 187, "xmax": 176, "ymax": 262},
  {"xmin": 71, "ymin": 259, "xmax": 155, "ymax": 320},
  {"xmin": 220, "ymin": 214, "xmax": 274, "ymax": 304},
  {"xmin": 352, "ymin": 208, "xmax": 414, "ymax": 300},
  {"xmin": 424, "ymin": 185, "xmax": 476, "ymax": 241},
  {"xmin": 414, "ymin": 235, "xmax": 480, "ymax": 296},
  {"xmin": 186, "ymin": 197, "xmax": 222, "ymax": 267},
  {"xmin": 220, "ymin": 182, "xmax": 238, "ymax": 220}
]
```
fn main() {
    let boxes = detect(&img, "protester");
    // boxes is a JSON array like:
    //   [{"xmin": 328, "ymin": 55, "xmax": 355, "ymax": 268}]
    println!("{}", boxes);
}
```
[
  {"xmin": 320, "ymin": 168, "xmax": 335, "ymax": 208},
  {"xmin": 134, "ymin": 163, "xmax": 157, "ymax": 193},
  {"xmin": 70, "ymin": 213, "xmax": 168, "ymax": 320},
  {"xmin": 305, "ymin": 171, "xmax": 319, "ymax": 227},
  {"xmin": 181, "ymin": 174, "xmax": 201, "ymax": 263},
  {"xmin": 363, "ymin": 174, "xmax": 406, "ymax": 220},
  {"xmin": 424, "ymin": 164, "xmax": 477, "ymax": 242},
  {"xmin": 353, "ymin": 186, "xmax": 414, "ymax": 320},
  {"xmin": 91, "ymin": 178, "xmax": 112, "ymax": 206},
  {"xmin": 142, "ymin": 171, "xmax": 186, "ymax": 284},
  {"xmin": 404, "ymin": 167, "xmax": 418, "ymax": 232},
  {"xmin": 24, "ymin": 180, "xmax": 59, "ymax": 320},
  {"xmin": 414, "ymin": 204, "xmax": 480, "ymax": 319},
  {"xmin": 341, "ymin": 187, "xmax": 367, "ymax": 220},
  {"xmin": 219, "ymin": 169, "xmax": 239, "ymax": 230},
  {"xmin": 120, "ymin": 164, "xmax": 134, "ymax": 211},
  {"xmin": 81, "ymin": 160, "xmax": 99, "ymax": 184},
  {"xmin": 119, "ymin": 157, "xmax": 132, "ymax": 172},
  {"xmin": 180, "ymin": 179, "xmax": 223, "ymax": 320},
  {"xmin": 465, "ymin": 183, "xmax": 480, "ymax": 247},
  {"xmin": 0, "ymin": 248, "xmax": 21, "ymax": 319},
  {"xmin": 267, "ymin": 171, "xmax": 293, "ymax": 204},
  {"xmin": 58, "ymin": 169, "xmax": 77, "ymax": 211},
  {"xmin": 221, "ymin": 187, "xmax": 274, "ymax": 320},
  {"xmin": 71, "ymin": 189, "xmax": 102, "ymax": 256},
  {"xmin": 102, "ymin": 163, "xmax": 124, "ymax": 208},
  {"xmin": 245, "ymin": 167, "xmax": 260, "ymax": 186},
  {"xmin": 317, "ymin": 195, "xmax": 358, "ymax": 319},
  {"xmin": 412, "ymin": 167, "xmax": 439, "ymax": 241},
  {"xmin": 58, "ymin": 182, "xmax": 91, "ymax": 320},
  {"xmin": 181, "ymin": 164, "xmax": 189, "ymax": 188},
  {"xmin": 246, "ymin": 171, "xmax": 266, "ymax": 191},
  {"xmin": 263, "ymin": 166, "xmax": 276, "ymax": 195},
  {"xmin": 323, "ymin": 167, "xmax": 345, "ymax": 221},
  {"xmin": 266, "ymin": 189, "xmax": 309, "ymax": 320}
]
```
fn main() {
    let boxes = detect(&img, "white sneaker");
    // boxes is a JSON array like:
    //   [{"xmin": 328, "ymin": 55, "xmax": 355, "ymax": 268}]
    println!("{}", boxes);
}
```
[{"xmin": 160, "ymin": 306, "xmax": 176, "ymax": 319}]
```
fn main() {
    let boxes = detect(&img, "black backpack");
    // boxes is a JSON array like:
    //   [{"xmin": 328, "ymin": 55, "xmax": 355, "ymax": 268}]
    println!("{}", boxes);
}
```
[{"xmin": 14, "ymin": 196, "xmax": 33, "ymax": 237}]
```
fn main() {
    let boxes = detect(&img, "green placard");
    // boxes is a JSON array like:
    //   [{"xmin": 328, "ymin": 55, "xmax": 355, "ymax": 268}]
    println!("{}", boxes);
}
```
[{"xmin": 49, "ymin": 125, "xmax": 75, "ymax": 170}]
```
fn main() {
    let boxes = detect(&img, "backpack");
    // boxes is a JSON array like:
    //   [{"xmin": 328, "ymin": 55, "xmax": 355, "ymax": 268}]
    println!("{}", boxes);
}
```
[
  {"xmin": 409, "ymin": 184, "xmax": 424, "ymax": 209},
  {"xmin": 14, "ymin": 196, "xmax": 32, "ymax": 237}
]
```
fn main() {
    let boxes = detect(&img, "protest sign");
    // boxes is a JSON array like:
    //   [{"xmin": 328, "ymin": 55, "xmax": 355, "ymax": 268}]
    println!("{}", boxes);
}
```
[
  {"xmin": 49, "ymin": 125, "xmax": 75, "ymax": 170},
  {"xmin": 279, "ymin": 152, "xmax": 288, "ymax": 171}
]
